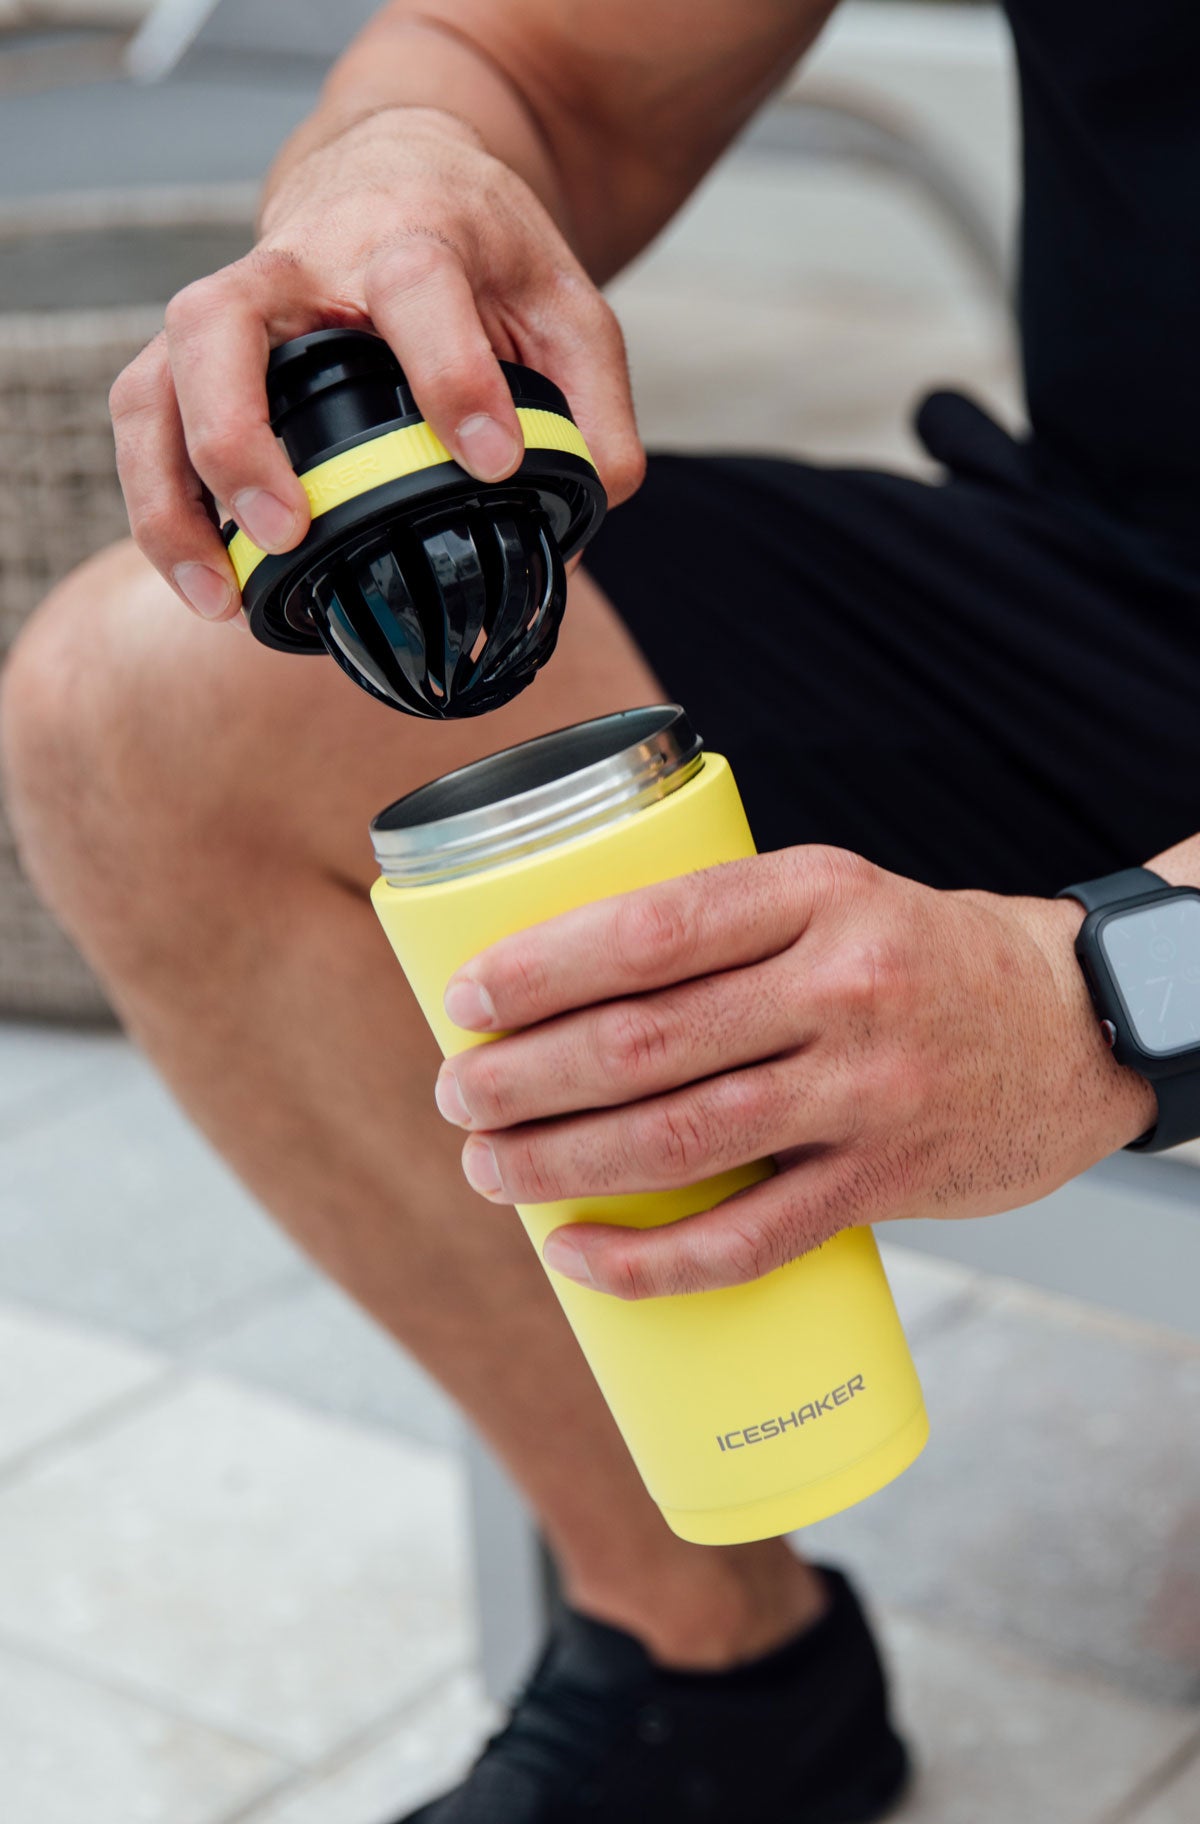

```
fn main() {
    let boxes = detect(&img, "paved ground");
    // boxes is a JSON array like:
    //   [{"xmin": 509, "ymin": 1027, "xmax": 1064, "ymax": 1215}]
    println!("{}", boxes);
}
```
[{"xmin": 1, "ymin": 1016, "xmax": 1198, "ymax": 1824}]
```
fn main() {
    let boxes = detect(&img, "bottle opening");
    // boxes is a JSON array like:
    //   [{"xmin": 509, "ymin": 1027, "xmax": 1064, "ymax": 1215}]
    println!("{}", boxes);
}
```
[{"xmin": 371, "ymin": 704, "xmax": 703, "ymax": 885}]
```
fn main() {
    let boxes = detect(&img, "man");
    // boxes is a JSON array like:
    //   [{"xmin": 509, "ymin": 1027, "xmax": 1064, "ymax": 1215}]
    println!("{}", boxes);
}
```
[{"xmin": 3, "ymin": 2, "xmax": 1198, "ymax": 1819}]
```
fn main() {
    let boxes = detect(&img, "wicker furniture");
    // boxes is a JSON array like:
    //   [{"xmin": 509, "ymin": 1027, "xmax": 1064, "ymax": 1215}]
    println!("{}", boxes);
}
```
[{"xmin": 0, "ymin": 194, "xmax": 251, "ymax": 1018}]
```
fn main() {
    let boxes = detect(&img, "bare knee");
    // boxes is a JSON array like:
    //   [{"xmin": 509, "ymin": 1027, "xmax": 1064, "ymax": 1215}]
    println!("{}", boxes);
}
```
[
  {"xmin": 1, "ymin": 543, "xmax": 224, "ymax": 955},
  {"xmin": 4, "ymin": 552, "xmax": 110, "ymax": 914},
  {"xmin": 2, "ymin": 547, "xmax": 664, "ymax": 985}
]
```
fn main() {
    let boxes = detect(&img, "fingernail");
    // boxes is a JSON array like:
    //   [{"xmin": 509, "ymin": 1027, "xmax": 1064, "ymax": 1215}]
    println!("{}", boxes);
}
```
[
  {"xmin": 543, "ymin": 1229, "xmax": 594, "ymax": 1287},
  {"xmin": 462, "ymin": 1138, "xmax": 501, "ymax": 1197},
  {"xmin": 444, "ymin": 977, "xmax": 497, "ymax": 1031},
  {"xmin": 232, "ymin": 487, "xmax": 299, "ymax": 553},
  {"xmin": 435, "ymin": 1065, "xmax": 470, "ymax": 1127},
  {"xmin": 454, "ymin": 414, "xmax": 520, "ymax": 482},
  {"xmin": 173, "ymin": 562, "xmax": 233, "ymax": 620}
]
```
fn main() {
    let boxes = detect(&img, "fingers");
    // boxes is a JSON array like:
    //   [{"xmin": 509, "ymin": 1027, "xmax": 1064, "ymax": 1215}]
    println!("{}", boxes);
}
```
[
  {"xmin": 522, "ymin": 267, "xmax": 645, "ymax": 505},
  {"xmin": 114, "ymin": 255, "xmax": 317, "ymax": 611},
  {"xmin": 365, "ymin": 237, "xmax": 523, "ymax": 483},
  {"xmin": 110, "ymin": 337, "xmax": 240, "ymax": 621},
  {"xmin": 539, "ymin": 1156, "xmax": 865, "ymax": 1299},
  {"xmin": 165, "ymin": 263, "xmax": 312, "ymax": 554},
  {"xmin": 444, "ymin": 851, "xmax": 851, "ymax": 1035},
  {"xmin": 457, "ymin": 1053, "xmax": 846, "ymax": 1206},
  {"xmin": 366, "ymin": 234, "xmax": 643, "ymax": 506},
  {"xmin": 437, "ymin": 952, "xmax": 819, "ymax": 1131},
  {"xmin": 114, "ymin": 206, "xmax": 642, "ymax": 622}
]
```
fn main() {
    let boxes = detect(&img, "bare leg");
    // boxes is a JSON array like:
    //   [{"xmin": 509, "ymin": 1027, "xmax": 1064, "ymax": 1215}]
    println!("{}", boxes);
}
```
[{"xmin": 1, "ymin": 541, "xmax": 825, "ymax": 1668}]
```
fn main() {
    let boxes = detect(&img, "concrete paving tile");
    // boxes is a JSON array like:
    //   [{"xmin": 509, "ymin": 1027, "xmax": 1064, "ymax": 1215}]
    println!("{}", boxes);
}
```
[
  {"xmin": 0, "ymin": 1376, "xmax": 470, "ymax": 1760},
  {"xmin": 0, "ymin": 1299, "xmax": 164, "ymax": 1472},
  {"xmin": 803, "ymin": 1288, "xmax": 1200, "ymax": 1704},
  {"xmin": 0, "ymin": 1642, "xmax": 285, "ymax": 1824},
  {"xmin": 880, "ymin": 1609, "xmax": 1197, "ymax": 1824},
  {"xmin": 877, "ymin": 1242, "xmax": 977, "ymax": 1336},
  {"xmin": 1128, "ymin": 1740, "xmax": 1200, "ymax": 1823},
  {"xmin": 0, "ymin": 1056, "xmax": 307, "ymax": 1341},
  {"xmin": 235, "ymin": 1673, "xmax": 496, "ymax": 1824},
  {"xmin": 0, "ymin": 1020, "xmax": 127, "ymax": 1126},
  {"xmin": 186, "ymin": 1280, "xmax": 461, "ymax": 1450}
]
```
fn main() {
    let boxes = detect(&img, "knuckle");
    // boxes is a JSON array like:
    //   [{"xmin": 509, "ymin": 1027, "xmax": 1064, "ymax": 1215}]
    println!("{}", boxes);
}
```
[
  {"xmin": 458, "ymin": 1051, "xmax": 506, "ymax": 1126},
  {"xmin": 108, "ymin": 367, "xmax": 147, "ymax": 425},
  {"xmin": 506, "ymin": 1130, "xmax": 557, "ymax": 1202},
  {"xmin": 867, "ymin": 931, "xmax": 911, "ymax": 1003},
  {"xmin": 824, "ymin": 934, "xmax": 908, "ymax": 1026},
  {"xmin": 804, "ymin": 844, "xmax": 875, "ymax": 907},
  {"xmin": 611, "ymin": 892, "xmax": 694, "ymax": 982},
  {"xmin": 107, "ymin": 369, "xmax": 136, "ymax": 420},
  {"xmin": 834, "ymin": 940, "xmax": 885, "ymax": 1016},
  {"xmin": 548, "ymin": 272, "xmax": 627, "ymax": 368},
  {"xmin": 639, "ymin": 1101, "xmax": 710, "ymax": 1180},
  {"xmin": 367, "ymin": 231, "xmax": 460, "ymax": 300},
  {"xmin": 125, "ymin": 499, "xmax": 178, "ymax": 557},
  {"xmin": 556, "ymin": 268, "xmax": 621, "ymax": 344},
  {"xmin": 164, "ymin": 273, "xmax": 228, "ymax": 338},
  {"xmin": 612, "ymin": 1247, "xmax": 656, "ymax": 1302},
  {"xmin": 594, "ymin": 1001, "xmax": 673, "ymax": 1088},
  {"xmin": 715, "ymin": 1067, "xmax": 771, "ymax": 1140},
  {"xmin": 419, "ymin": 352, "xmax": 504, "ymax": 424},
  {"xmin": 109, "ymin": 337, "xmax": 168, "ymax": 422},
  {"xmin": 548, "ymin": 262, "xmax": 602, "ymax": 312},
  {"xmin": 186, "ymin": 420, "xmax": 250, "ymax": 479},
  {"xmin": 612, "ymin": 436, "xmax": 647, "ymax": 500},
  {"xmin": 583, "ymin": 292, "xmax": 625, "ymax": 352},
  {"xmin": 719, "ymin": 1214, "xmax": 782, "ymax": 1286},
  {"xmin": 495, "ymin": 943, "xmax": 549, "ymax": 1019}
]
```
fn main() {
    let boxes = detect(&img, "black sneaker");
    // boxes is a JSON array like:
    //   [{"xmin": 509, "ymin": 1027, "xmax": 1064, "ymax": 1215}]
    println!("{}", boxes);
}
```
[{"xmin": 397, "ymin": 1565, "xmax": 910, "ymax": 1823}]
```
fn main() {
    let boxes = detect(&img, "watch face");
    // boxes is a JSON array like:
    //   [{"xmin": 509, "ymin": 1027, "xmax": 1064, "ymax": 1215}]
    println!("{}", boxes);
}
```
[{"xmin": 1100, "ymin": 896, "xmax": 1200, "ymax": 1056}]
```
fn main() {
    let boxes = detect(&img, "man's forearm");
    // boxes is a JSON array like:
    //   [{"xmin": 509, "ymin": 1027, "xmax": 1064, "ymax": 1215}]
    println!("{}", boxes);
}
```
[
  {"xmin": 261, "ymin": 0, "xmax": 836, "ymax": 280},
  {"xmin": 262, "ymin": 12, "xmax": 569, "ymax": 240}
]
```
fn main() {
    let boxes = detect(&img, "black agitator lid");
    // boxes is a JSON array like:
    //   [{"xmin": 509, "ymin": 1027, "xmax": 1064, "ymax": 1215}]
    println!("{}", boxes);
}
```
[{"xmin": 221, "ymin": 329, "xmax": 607, "ymax": 718}]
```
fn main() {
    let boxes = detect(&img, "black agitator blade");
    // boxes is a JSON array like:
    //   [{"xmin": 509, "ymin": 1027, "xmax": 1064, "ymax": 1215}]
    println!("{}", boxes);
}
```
[
  {"xmin": 222, "ymin": 328, "xmax": 605, "ymax": 719},
  {"xmin": 310, "ymin": 498, "xmax": 565, "ymax": 719}
]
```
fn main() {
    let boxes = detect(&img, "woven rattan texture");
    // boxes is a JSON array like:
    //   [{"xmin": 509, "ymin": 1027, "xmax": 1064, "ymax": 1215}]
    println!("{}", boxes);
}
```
[{"xmin": 0, "ymin": 305, "xmax": 162, "ymax": 1019}]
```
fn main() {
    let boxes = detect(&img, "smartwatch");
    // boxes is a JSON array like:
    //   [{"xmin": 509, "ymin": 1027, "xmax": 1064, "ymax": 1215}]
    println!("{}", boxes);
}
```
[{"xmin": 1057, "ymin": 867, "xmax": 1200, "ymax": 1152}]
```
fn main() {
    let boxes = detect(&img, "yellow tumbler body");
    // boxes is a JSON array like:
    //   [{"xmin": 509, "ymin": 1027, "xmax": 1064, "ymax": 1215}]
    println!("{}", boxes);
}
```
[{"xmin": 371, "ymin": 744, "xmax": 928, "ymax": 1544}]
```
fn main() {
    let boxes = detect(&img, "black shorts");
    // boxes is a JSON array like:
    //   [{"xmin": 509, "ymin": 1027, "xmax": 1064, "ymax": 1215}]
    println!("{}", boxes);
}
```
[{"xmin": 584, "ymin": 392, "xmax": 1200, "ymax": 899}]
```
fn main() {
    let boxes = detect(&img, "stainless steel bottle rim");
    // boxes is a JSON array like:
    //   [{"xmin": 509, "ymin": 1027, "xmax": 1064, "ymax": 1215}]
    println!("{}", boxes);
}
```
[{"xmin": 371, "ymin": 704, "xmax": 704, "ymax": 886}]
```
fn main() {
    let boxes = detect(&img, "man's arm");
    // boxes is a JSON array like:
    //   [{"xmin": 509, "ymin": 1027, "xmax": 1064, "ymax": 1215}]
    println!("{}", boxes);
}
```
[
  {"xmin": 267, "ymin": 1, "xmax": 837, "ymax": 280},
  {"xmin": 110, "ymin": 0, "xmax": 835, "ymax": 621},
  {"xmin": 430, "ymin": 828, "xmax": 1200, "ymax": 1298}
]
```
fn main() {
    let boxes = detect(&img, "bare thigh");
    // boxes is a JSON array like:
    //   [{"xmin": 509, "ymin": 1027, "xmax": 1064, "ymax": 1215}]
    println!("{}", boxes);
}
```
[{"xmin": 17, "ymin": 537, "xmax": 664, "ymax": 905}]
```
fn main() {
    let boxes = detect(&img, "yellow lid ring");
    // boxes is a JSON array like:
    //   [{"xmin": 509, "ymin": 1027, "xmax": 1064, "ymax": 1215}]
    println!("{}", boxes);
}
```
[{"xmin": 228, "ymin": 407, "xmax": 596, "ymax": 591}]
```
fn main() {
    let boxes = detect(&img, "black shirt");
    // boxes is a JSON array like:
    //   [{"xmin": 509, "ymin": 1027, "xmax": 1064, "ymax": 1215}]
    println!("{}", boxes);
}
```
[{"xmin": 1005, "ymin": 0, "xmax": 1200, "ymax": 547}]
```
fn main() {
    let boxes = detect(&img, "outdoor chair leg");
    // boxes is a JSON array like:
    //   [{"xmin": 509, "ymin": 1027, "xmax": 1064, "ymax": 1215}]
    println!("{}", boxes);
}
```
[{"xmin": 463, "ymin": 1426, "xmax": 557, "ymax": 1704}]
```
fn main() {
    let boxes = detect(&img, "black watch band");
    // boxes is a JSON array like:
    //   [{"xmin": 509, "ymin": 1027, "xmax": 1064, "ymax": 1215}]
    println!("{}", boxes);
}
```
[
  {"xmin": 1056, "ymin": 867, "xmax": 1169, "ymax": 914},
  {"xmin": 1057, "ymin": 867, "xmax": 1196, "ymax": 1152}
]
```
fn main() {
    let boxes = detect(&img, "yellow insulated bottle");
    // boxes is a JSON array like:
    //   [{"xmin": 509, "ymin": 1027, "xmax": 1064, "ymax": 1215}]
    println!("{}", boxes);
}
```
[{"xmin": 370, "ymin": 706, "xmax": 928, "ymax": 1544}]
